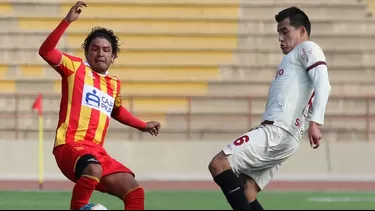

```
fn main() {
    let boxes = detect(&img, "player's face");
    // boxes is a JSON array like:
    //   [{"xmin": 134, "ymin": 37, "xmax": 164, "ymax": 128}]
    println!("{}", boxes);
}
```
[
  {"xmin": 86, "ymin": 37, "xmax": 114, "ymax": 74},
  {"xmin": 277, "ymin": 18, "xmax": 304, "ymax": 54}
]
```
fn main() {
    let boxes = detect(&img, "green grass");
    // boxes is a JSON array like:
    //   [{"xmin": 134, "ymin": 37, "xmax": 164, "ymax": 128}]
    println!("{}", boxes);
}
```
[{"xmin": 0, "ymin": 190, "xmax": 374, "ymax": 210}]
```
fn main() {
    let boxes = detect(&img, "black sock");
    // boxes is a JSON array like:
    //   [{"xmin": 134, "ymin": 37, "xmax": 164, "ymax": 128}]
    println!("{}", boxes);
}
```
[
  {"xmin": 214, "ymin": 170, "xmax": 251, "ymax": 210},
  {"xmin": 249, "ymin": 199, "xmax": 264, "ymax": 210}
]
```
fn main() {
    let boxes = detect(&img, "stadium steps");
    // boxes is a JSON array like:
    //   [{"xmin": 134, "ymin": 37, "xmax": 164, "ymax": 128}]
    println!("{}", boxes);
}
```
[
  {"xmin": 72, "ymin": 49, "xmax": 234, "ymax": 66},
  {"xmin": 161, "ymin": 112, "xmax": 374, "ymax": 138},
  {"xmin": 0, "ymin": 0, "xmax": 374, "ymax": 141},
  {"xmin": 219, "ymin": 66, "xmax": 375, "ymax": 83},
  {"xmin": 237, "ymin": 34, "xmax": 375, "ymax": 51},
  {"xmin": 1, "ymin": 0, "xmax": 241, "ymax": 129},
  {"xmin": 66, "ymin": 33, "xmax": 238, "ymax": 50},
  {"xmin": 51, "ymin": 80, "xmax": 209, "ymax": 95},
  {"xmin": 1, "ymin": 48, "xmax": 375, "ymax": 67},
  {"xmin": 206, "ymin": 81, "xmax": 375, "ymax": 96},
  {"xmin": 109, "ymin": 66, "xmax": 221, "ymax": 81},
  {"xmin": 0, "ymin": 1, "xmax": 367, "ymax": 20},
  {"xmin": 6, "ymin": 78, "xmax": 374, "ymax": 96},
  {"xmin": 1, "ymin": 105, "xmax": 373, "ymax": 141},
  {"xmin": 16, "ymin": 17, "xmax": 239, "ymax": 34},
  {"xmin": 1, "ymin": 64, "xmax": 222, "ymax": 81},
  {"xmin": 189, "ymin": 96, "xmax": 375, "ymax": 116},
  {"xmin": 4, "ymin": 32, "xmax": 375, "ymax": 53},
  {"xmin": 4, "ymin": 17, "xmax": 374, "ymax": 35},
  {"xmin": 2, "ymin": 63, "xmax": 375, "ymax": 84},
  {"xmin": 3, "ymin": 32, "xmax": 375, "ymax": 52},
  {"xmin": 240, "ymin": 2, "xmax": 368, "ymax": 20},
  {"xmin": 1, "ymin": 16, "xmax": 373, "ymax": 36},
  {"xmin": 0, "ymin": 0, "xmax": 362, "ymax": 3},
  {"xmin": 7, "ymin": 87, "xmax": 375, "ymax": 116},
  {"xmin": 239, "ymin": 19, "xmax": 375, "ymax": 35}
]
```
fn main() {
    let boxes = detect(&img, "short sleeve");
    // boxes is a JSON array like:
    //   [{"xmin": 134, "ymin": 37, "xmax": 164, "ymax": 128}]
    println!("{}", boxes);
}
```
[{"xmin": 298, "ymin": 41, "xmax": 327, "ymax": 72}]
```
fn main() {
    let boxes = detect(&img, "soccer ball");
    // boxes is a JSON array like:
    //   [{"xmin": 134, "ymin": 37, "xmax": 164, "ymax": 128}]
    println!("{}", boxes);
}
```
[{"xmin": 79, "ymin": 203, "xmax": 108, "ymax": 210}]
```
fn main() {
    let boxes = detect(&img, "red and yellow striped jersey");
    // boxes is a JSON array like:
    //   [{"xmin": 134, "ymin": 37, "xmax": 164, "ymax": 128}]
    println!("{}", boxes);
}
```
[{"xmin": 53, "ymin": 53, "xmax": 123, "ymax": 147}]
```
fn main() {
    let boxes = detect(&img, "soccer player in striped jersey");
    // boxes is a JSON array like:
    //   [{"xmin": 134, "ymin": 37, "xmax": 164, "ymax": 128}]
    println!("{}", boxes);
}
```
[{"xmin": 38, "ymin": 1, "xmax": 161, "ymax": 210}]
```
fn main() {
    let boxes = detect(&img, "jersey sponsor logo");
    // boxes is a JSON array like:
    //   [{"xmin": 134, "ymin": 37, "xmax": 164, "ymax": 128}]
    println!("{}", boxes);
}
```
[{"xmin": 82, "ymin": 84, "xmax": 114, "ymax": 117}]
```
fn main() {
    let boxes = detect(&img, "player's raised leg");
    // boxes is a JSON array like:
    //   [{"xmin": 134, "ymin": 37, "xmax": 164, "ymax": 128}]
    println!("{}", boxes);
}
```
[
  {"xmin": 208, "ymin": 127, "xmax": 264, "ymax": 210},
  {"xmin": 100, "ymin": 173, "xmax": 144, "ymax": 210},
  {"xmin": 70, "ymin": 155, "xmax": 102, "ymax": 210},
  {"xmin": 208, "ymin": 150, "xmax": 251, "ymax": 210},
  {"xmin": 53, "ymin": 142, "xmax": 103, "ymax": 210},
  {"xmin": 94, "ymin": 155, "xmax": 144, "ymax": 210},
  {"xmin": 238, "ymin": 174, "xmax": 264, "ymax": 210}
]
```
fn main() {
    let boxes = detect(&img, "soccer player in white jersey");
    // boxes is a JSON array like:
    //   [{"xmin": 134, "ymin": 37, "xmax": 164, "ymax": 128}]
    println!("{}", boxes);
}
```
[{"xmin": 208, "ymin": 7, "xmax": 331, "ymax": 210}]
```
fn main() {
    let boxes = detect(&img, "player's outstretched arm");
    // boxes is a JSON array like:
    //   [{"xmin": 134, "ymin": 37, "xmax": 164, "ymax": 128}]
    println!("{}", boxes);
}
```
[
  {"xmin": 111, "ymin": 106, "xmax": 161, "ymax": 136},
  {"xmin": 111, "ymin": 79, "xmax": 161, "ymax": 136},
  {"xmin": 38, "ymin": 1, "xmax": 87, "ymax": 66}
]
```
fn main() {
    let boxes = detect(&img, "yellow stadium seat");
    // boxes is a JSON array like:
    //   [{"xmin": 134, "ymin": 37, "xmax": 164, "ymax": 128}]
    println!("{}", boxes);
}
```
[
  {"xmin": 0, "ymin": 3, "xmax": 13, "ymax": 16},
  {"xmin": 0, "ymin": 65, "xmax": 9, "ymax": 78},
  {"xmin": 19, "ymin": 66, "xmax": 44, "ymax": 78},
  {"xmin": 0, "ymin": 80, "xmax": 15, "ymax": 92},
  {"xmin": 122, "ymin": 97, "xmax": 188, "ymax": 113}
]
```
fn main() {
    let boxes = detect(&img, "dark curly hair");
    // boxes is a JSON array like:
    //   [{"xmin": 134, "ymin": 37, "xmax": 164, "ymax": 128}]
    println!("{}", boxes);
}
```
[
  {"xmin": 82, "ymin": 27, "xmax": 120, "ymax": 59},
  {"xmin": 275, "ymin": 6, "xmax": 311, "ymax": 36}
]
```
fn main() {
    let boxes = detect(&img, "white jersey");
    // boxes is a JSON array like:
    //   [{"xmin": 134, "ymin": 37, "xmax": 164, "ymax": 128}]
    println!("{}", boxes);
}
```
[{"xmin": 262, "ymin": 41, "xmax": 331, "ymax": 141}]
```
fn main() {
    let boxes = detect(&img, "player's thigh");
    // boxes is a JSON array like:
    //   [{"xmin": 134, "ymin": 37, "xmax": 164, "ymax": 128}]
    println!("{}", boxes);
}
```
[
  {"xmin": 223, "ymin": 125, "xmax": 298, "ymax": 183},
  {"xmin": 99, "ymin": 172, "xmax": 139, "ymax": 199},
  {"xmin": 95, "ymin": 154, "xmax": 136, "ymax": 196},
  {"xmin": 222, "ymin": 125, "xmax": 269, "ymax": 174},
  {"xmin": 53, "ymin": 142, "xmax": 95, "ymax": 182},
  {"xmin": 261, "ymin": 125, "xmax": 300, "ymax": 165},
  {"xmin": 241, "ymin": 166, "xmax": 279, "ymax": 192}
]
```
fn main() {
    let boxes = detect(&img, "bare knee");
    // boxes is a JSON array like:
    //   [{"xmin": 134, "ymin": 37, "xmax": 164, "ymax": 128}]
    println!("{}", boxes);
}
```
[
  {"xmin": 75, "ymin": 154, "xmax": 102, "ymax": 180},
  {"xmin": 101, "ymin": 173, "xmax": 139, "ymax": 199},
  {"xmin": 82, "ymin": 163, "xmax": 103, "ymax": 179},
  {"xmin": 208, "ymin": 151, "xmax": 232, "ymax": 177},
  {"xmin": 239, "ymin": 173, "xmax": 260, "ymax": 202}
]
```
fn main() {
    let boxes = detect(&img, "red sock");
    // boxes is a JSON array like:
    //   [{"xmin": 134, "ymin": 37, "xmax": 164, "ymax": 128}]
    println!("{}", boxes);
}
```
[
  {"xmin": 70, "ymin": 175, "xmax": 100, "ymax": 210},
  {"xmin": 123, "ymin": 186, "xmax": 145, "ymax": 210}
]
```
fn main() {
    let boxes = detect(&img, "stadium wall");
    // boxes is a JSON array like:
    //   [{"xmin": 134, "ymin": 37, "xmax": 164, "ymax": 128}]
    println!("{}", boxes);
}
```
[{"xmin": 1, "ymin": 139, "xmax": 374, "ymax": 181}]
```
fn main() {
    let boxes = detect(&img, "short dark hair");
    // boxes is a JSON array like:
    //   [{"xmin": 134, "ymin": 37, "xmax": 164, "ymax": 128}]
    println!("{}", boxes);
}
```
[
  {"xmin": 275, "ymin": 6, "xmax": 311, "ymax": 36},
  {"xmin": 82, "ymin": 27, "xmax": 120, "ymax": 59}
]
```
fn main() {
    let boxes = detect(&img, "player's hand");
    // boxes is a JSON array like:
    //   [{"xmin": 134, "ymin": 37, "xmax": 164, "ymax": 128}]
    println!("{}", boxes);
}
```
[
  {"xmin": 308, "ymin": 121, "xmax": 321, "ymax": 149},
  {"xmin": 140, "ymin": 121, "xmax": 161, "ymax": 136},
  {"xmin": 64, "ymin": 1, "xmax": 87, "ymax": 23}
]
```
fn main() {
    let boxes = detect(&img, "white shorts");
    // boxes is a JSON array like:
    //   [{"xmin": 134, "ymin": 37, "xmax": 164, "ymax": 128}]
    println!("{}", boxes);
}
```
[{"xmin": 223, "ymin": 124, "xmax": 299, "ymax": 190}]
